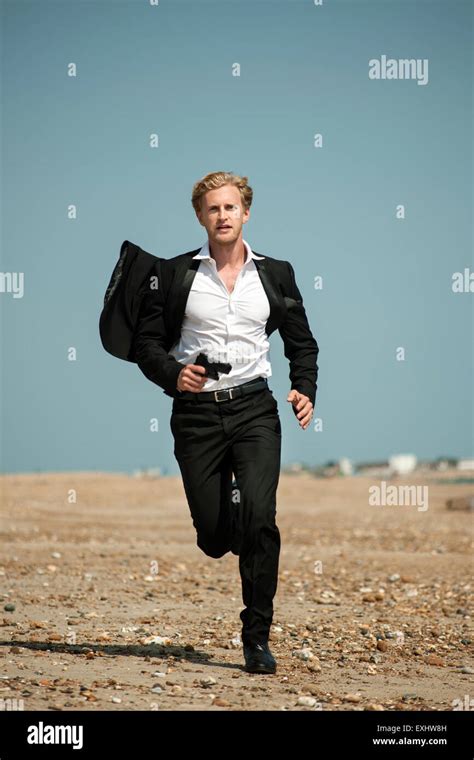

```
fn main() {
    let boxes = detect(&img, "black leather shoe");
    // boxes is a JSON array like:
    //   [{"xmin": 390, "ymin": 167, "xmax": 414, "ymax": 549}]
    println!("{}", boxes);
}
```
[{"xmin": 243, "ymin": 642, "xmax": 277, "ymax": 674}]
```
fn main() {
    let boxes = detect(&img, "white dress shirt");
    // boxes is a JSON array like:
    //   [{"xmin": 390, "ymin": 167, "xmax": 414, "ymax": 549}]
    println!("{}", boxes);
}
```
[{"xmin": 168, "ymin": 239, "xmax": 272, "ymax": 392}]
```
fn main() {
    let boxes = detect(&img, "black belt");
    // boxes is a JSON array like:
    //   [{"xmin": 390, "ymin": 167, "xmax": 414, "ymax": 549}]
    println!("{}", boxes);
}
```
[{"xmin": 175, "ymin": 377, "xmax": 268, "ymax": 403}]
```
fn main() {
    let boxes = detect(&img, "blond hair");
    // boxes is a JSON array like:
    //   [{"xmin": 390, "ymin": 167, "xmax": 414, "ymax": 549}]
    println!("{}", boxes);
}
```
[{"xmin": 191, "ymin": 171, "xmax": 253, "ymax": 214}]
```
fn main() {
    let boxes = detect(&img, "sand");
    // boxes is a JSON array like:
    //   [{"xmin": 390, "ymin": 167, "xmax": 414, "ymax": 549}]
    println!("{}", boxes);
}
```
[{"xmin": 0, "ymin": 470, "xmax": 472, "ymax": 711}]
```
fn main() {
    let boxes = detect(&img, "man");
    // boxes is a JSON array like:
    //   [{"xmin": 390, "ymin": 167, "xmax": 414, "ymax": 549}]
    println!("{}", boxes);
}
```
[{"xmin": 133, "ymin": 171, "xmax": 319, "ymax": 674}]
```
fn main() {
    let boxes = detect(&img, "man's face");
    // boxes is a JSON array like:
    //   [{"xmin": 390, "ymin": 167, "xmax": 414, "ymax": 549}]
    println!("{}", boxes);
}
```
[{"xmin": 196, "ymin": 184, "xmax": 250, "ymax": 246}]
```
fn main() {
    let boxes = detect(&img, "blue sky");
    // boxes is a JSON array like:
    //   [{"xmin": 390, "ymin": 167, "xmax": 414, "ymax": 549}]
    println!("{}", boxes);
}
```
[{"xmin": 1, "ymin": 0, "xmax": 472, "ymax": 474}]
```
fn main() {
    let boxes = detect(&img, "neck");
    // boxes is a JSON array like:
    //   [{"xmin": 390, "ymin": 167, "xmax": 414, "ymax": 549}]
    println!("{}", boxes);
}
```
[{"xmin": 208, "ymin": 236, "xmax": 247, "ymax": 268}]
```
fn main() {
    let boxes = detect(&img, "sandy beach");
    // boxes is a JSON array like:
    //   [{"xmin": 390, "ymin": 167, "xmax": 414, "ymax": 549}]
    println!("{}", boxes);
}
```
[{"xmin": 0, "ymin": 471, "xmax": 472, "ymax": 711}]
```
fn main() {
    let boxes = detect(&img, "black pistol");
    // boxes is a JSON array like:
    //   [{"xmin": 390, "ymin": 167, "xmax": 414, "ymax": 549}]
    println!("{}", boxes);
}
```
[{"xmin": 195, "ymin": 352, "xmax": 232, "ymax": 381}]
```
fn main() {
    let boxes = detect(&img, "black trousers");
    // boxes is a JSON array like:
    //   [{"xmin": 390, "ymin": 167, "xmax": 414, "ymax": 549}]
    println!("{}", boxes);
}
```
[{"xmin": 169, "ymin": 382, "xmax": 281, "ymax": 646}]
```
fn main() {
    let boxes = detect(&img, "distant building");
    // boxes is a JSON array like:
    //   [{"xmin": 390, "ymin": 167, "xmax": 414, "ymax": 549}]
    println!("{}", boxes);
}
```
[
  {"xmin": 457, "ymin": 459, "xmax": 474, "ymax": 471},
  {"xmin": 339, "ymin": 458, "xmax": 353, "ymax": 476},
  {"xmin": 355, "ymin": 460, "xmax": 391, "ymax": 477},
  {"xmin": 132, "ymin": 467, "xmax": 162, "ymax": 478},
  {"xmin": 432, "ymin": 457, "xmax": 458, "ymax": 471},
  {"xmin": 389, "ymin": 454, "xmax": 417, "ymax": 476},
  {"xmin": 286, "ymin": 462, "xmax": 304, "ymax": 473}
]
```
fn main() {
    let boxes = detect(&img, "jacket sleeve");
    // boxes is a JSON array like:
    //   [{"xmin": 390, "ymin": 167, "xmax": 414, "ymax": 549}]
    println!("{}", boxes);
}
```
[
  {"xmin": 132, "ymin": 261, "xmax": 185, "ymax": 397},
  {"xmin": 278, "ymin": 261, "xmax": 319, "ymax": 407}
]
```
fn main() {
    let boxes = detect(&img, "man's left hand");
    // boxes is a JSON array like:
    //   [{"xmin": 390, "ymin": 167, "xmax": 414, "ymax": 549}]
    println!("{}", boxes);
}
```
[{"xmin": 287, "ymin": 390, "xmax": 314, "ymax": 430}]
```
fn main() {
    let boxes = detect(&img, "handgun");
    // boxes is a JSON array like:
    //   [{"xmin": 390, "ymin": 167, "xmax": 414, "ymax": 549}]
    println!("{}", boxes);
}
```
[{"xmin": 195, "ymin": 352, "xmax": 232, "ymax": 381}]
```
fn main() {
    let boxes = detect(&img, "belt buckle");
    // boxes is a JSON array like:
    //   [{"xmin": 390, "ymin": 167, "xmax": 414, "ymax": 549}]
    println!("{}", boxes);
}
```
[{"xmin": 214, "ymin": 388, "xmax": 233, "ymax": 402}]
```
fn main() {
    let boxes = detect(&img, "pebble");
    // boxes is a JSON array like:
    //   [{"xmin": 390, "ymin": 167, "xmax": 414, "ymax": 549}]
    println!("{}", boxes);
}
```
[
  {"xmin": 297, "ymin": 696, "xmax": 317, "ymax": 707},
  {"xmin": 4, "ymin": 604, "xmax": 15, "ymax": 612},
  {"xmin": 460, "ymin": 666, "xmax": 474, "ymax": 674},
  {"xmin": 111, "ymin": 696, "xmax": 122, "ymax": 703},
  {"xmin": 199, "ymin": 677, "xmax": 217, "ymax": 688},
  {"xmin": 376, "ymin": 640, "xmax": 389, "ymax": 652},
  {"xmin": 212, "ymin": 696, "xmax": 230, "ymax": 706},
  {"xmin": 293, "ymin": 647, "xmax": 314, "ymax": 661},
  {"xmin": 343, "ymin": 693, "xmax": 361, "ymax": 703},
  {"xmin": 142, "ymin": 636, "xmax": 171, "ymax": 646},
  {"xmin": 425, "ymin": 654, "xmax": 444, "ymax": 667}
]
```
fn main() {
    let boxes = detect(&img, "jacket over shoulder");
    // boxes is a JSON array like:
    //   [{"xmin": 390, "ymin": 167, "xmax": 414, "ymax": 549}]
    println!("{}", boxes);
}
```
[{"xmin": 99, "ymin": 240, "xmax": 160, "ymax": 362}]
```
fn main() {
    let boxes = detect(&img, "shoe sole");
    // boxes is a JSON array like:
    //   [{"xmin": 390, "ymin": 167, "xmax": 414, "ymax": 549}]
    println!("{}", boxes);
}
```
[{"xmin": 244, "ymin": 662, "xmax": 277, "ymax": 674}]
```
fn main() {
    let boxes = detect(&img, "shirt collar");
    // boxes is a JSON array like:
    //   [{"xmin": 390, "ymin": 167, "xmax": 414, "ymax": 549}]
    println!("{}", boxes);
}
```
[{"xmin": 193, "ymin": 239, "xmax": 265, "ymax": 262}]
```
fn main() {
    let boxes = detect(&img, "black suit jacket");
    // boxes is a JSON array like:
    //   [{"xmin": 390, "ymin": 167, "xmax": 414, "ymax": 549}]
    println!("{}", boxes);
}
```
[{"xmin": 132, "ymin": 247, "xmax": 320, "ymax": 406}]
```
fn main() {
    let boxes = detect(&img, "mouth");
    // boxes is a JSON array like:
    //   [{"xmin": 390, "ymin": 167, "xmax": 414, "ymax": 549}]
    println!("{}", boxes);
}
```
[{"xmin": 217, "ymin": 226, "xmax": 232, "ymax": 232}]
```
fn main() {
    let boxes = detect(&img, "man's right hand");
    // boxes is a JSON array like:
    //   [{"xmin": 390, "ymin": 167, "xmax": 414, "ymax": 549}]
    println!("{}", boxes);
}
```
[{"xmin": 177, "ymin": 363, "xmax": 208, "ymax": 393}]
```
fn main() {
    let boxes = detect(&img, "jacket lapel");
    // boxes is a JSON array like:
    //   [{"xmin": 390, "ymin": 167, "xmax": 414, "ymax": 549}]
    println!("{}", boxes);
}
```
[
  {"xmin": 167, "ymin": 252, "xmax": 290, "ymax": 345},
  {"xmin": 166, "ymin": 256, "xmax": 201, "ymax": 347},
  {"xmin": 253, "ymin": 258, "xmax": 288, "ymax": 336}
]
